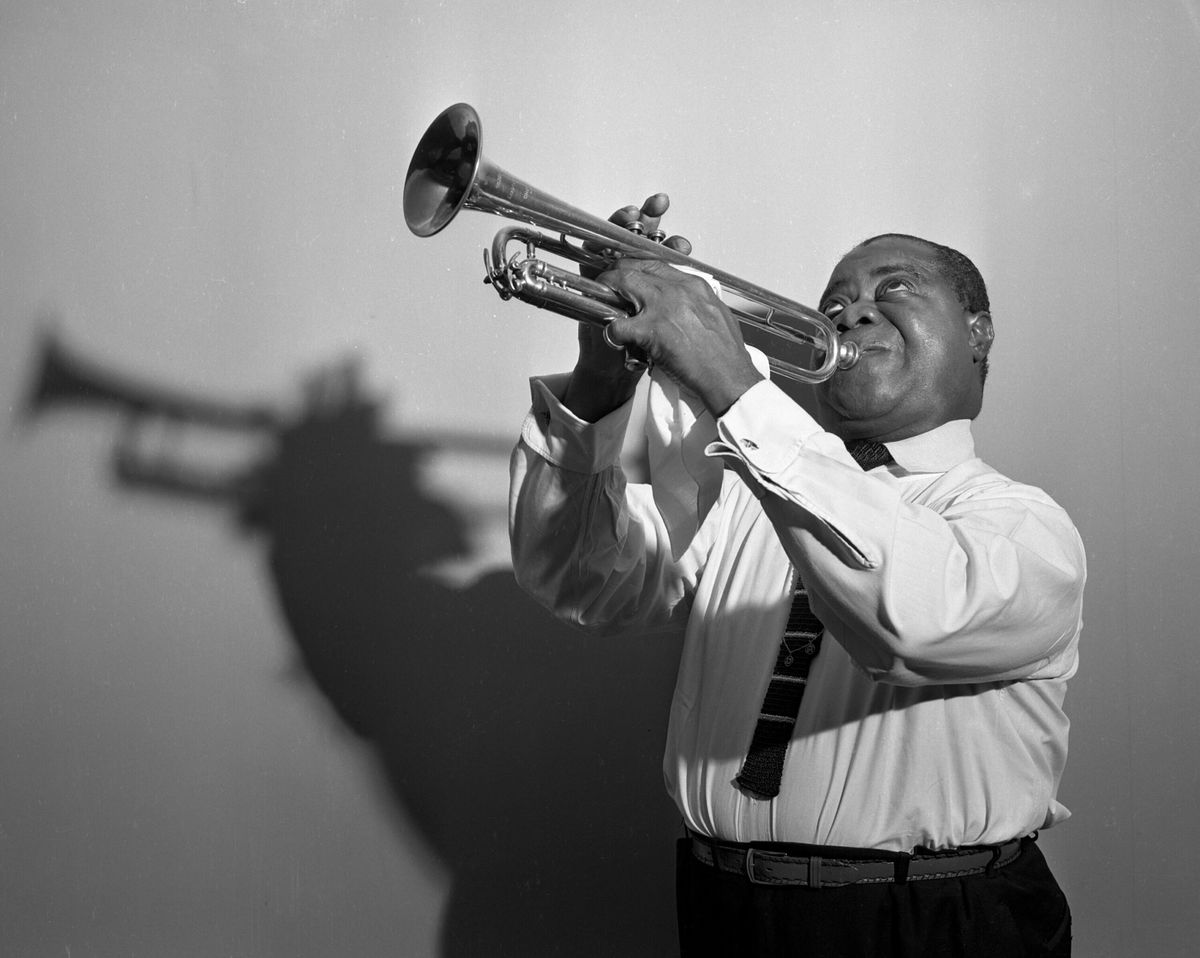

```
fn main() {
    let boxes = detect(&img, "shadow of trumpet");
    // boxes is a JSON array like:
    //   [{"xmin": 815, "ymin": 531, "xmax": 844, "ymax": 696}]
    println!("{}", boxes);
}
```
[{"xmin": 19, "ymin": 327, "xmax": 685, "ymax": 957}]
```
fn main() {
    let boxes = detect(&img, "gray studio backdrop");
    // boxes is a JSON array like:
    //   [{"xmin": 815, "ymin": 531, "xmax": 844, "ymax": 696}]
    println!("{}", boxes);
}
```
[{"xmin": 2, "ymin": 1, "xmax": 1197, "ymax": 955}]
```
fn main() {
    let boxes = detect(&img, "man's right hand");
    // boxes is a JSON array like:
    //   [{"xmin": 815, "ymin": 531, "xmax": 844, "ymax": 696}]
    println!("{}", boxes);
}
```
[{"xmin": 562, "ymin": 194, "xmax": 691, "ymax": 422}]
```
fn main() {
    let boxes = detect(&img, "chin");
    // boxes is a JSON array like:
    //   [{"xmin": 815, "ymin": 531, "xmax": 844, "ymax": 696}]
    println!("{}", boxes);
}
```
[
  {"xmin": 819, "ymin": 381, "xmax": 886, "ymax": 419},
  {"xmin": 817, "ymin": 383, "xmax": 900, "ymax": 436}
]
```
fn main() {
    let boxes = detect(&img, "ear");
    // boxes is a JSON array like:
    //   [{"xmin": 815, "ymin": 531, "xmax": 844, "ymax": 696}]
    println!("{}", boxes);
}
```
[{"xmin": 967, "ymin": 311, "xmax": 994, "ymax": 363}]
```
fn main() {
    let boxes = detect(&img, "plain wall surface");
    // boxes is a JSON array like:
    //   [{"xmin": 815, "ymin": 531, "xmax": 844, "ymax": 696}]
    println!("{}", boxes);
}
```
[{"xmin": 2, "ymin": 1, "xmax": 1198, "ymax": 955}]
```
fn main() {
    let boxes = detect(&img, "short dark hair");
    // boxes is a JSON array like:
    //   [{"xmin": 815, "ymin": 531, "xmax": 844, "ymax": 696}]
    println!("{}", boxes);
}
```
[{"xmin": 858, "ymin": 233, "xmax": 991, "ymax": 385}]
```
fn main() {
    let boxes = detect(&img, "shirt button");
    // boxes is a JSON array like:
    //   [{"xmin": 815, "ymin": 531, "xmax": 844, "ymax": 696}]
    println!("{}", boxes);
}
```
[{"xmin": 740, "ymin": 438, "xmax": 759, "ymax": 450}]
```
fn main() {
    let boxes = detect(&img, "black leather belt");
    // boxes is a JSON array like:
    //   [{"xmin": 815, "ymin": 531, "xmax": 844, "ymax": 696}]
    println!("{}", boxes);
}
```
[{"xmin": 689, "ymin": 831, "xmax": 1027, "ymax": 888}]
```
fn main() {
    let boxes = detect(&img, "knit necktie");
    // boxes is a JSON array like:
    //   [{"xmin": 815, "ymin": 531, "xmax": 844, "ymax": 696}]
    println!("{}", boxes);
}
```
[{"xmin": 734, "ymin": 438, "xmax": 893, "ymax": 800}]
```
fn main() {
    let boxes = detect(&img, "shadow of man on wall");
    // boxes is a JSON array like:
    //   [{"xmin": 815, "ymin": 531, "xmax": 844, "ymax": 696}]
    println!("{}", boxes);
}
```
[
  {"xmin": 251, "ymin": 375, "xmax": 686, "ymax": 957},
  {"xmin": 21, "ymin": 334, "xmax": 686, "ymax": 957}
]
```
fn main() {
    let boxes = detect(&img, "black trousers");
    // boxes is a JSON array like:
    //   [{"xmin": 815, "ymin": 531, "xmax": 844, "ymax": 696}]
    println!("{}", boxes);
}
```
[{"xmin": 676, "ymin": 836, "xmax": 1071, "ymax": 957}]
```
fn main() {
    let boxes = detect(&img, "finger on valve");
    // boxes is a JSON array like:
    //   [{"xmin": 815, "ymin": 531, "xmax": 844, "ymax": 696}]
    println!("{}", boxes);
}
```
[{"xmin": 584, "ymin": 193, "xmax": 671, "ymax": 253}]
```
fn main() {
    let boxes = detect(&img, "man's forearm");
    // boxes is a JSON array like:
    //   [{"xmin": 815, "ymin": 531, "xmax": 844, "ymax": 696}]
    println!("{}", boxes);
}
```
[
  {"xmin": 560, "ymin": 365, "xmax": 642, "ymax": 423},
  {"xmin": 509, "ymin": 422, "xmax": 689, "ymax": 635}
]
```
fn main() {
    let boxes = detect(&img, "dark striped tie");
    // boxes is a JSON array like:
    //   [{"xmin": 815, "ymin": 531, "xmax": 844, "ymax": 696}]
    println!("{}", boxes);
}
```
[{"xmin": 734, "ymin": 438, "xmax": 893, "ymax": 800}]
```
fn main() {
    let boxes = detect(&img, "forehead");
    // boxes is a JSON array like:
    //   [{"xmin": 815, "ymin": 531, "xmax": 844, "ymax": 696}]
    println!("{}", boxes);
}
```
[{"xmin": 824, "ymin": 237, "xmax": 943, "ymax": 292}]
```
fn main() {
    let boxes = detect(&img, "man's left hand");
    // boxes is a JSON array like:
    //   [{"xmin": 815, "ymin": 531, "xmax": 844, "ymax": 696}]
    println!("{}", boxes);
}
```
[{"xmin": 599, "ymin": 259, "xmax": 765, "ymax": 416}]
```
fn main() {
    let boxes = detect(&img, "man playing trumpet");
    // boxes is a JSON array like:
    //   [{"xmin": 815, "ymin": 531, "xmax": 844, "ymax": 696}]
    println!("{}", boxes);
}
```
[{"xmin": 509, "ymin": 195, "xmax": 1083, "ymax": 957}]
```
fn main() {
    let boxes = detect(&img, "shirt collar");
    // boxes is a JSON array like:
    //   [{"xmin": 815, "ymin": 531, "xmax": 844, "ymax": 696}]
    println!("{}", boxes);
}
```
[{"xmin": 881, "ymin": 419, "xmax": 976, "ymax": 473}]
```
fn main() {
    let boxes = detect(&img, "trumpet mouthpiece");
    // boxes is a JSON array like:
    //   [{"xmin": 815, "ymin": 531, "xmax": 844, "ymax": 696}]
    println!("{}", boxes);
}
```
[{"xmin": 836, "ymin": 341, "xmax": 860, "ymax": 370}]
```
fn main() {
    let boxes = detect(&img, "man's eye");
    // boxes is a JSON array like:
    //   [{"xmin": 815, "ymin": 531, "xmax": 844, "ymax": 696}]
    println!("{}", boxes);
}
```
[
  {"xmin": 879, "ymin": 278, "xmax": 912, "ymax": 296},
  {"xmin": 821, "ymin": 301, "xmax": 844, "ymax": 318}
]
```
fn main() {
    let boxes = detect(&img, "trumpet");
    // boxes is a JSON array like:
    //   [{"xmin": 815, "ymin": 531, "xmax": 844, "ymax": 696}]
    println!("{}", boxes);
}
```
[{"xmin": 404, "ymin": 103, "xmax": 858, "ymax": 384}]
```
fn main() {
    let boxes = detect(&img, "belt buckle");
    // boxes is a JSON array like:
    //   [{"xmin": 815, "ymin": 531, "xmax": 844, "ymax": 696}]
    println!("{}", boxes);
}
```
[
  {"xmin": 744, "ymin": 847, "xmax": 816, "ymax": 886},
  {"xmin": 744, "ymin": 847, "xmax": 769, "ymax": 885}
]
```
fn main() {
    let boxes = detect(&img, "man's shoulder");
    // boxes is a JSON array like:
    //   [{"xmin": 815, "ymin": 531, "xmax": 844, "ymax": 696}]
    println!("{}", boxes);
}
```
[{"xmin": 929, "ymin": 457, "xmax": 1076, "ymax": 519}]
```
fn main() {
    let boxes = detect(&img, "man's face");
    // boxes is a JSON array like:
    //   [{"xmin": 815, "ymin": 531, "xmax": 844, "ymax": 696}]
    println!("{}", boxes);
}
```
[{"xmin": 814, "ymin": 237, "xmax": 992, "ymax": 442}]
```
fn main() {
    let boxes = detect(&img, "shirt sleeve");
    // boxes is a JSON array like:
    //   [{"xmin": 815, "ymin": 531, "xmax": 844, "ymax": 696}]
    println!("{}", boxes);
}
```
[
  {"xmin": 508, "ymin": 374, "xmax": 704, "ymax": 635},
  {"xmin": 709, "ymin": 380, "xmax": 1087, "ymax": 686}
]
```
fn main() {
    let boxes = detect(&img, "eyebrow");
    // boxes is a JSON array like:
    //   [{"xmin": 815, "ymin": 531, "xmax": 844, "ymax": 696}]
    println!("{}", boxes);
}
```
[{"xmin": 867, "ymin": 262, "xmax": 925, "ymax": 280}]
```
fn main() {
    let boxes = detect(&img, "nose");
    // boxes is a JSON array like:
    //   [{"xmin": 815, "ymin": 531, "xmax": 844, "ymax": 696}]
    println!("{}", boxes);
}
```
[{"xmin": 836, "ymin": 301, "xmax": 883, "ymax": 333}]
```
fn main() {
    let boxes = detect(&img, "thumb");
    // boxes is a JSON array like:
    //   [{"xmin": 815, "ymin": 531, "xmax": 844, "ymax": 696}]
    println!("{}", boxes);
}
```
[
  {"xmin": 601, "ymin": 318, "xmax": 652, "ymax": 373},
  {"xmin": 602, "ymin": 314, "xmax": 646, "ymax": 351}
]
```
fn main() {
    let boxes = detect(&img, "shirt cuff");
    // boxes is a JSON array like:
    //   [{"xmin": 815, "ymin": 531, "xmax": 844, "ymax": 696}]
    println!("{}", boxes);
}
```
[
  {"xmin": 707, "ymin": 378, "xmax": 881, "ymax": 569},
  {"xmin": 709, "ymin": 379, "xmax": 846, "ymax": 471},
  {"xmin": 520, "ymin": 373, "xmax": 634, "ymax": 474}
]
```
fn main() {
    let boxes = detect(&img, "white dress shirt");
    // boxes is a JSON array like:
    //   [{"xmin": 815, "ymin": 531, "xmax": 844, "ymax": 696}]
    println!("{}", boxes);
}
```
[{"xmin": 509, "ymin": 374, "xmax": 1085, "ymax": 852}]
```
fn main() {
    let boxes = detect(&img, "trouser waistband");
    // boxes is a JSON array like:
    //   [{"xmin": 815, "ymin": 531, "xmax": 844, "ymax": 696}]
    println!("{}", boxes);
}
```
[{"xmin": 688, "ymin": 830, "xmax": 1029, "ymax": 888}]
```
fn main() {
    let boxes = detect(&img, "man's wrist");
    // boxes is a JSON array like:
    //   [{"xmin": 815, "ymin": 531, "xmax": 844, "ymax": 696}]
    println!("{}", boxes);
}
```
[
  {"xmin": 699, "ymin": 366, "xmax": 766, "ymax": 418},
  {"xmin": 561, "ymin": 366, "xmax": 642, "ymax": 423}
]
